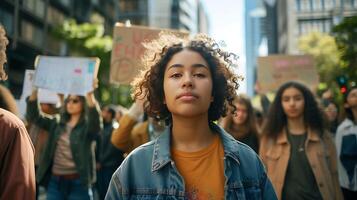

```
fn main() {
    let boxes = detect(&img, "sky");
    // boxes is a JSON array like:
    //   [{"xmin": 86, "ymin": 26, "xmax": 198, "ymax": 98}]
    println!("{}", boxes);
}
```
[{"xmin": 203, "ymin": 0, "xmax": 247, "ymax": 93}]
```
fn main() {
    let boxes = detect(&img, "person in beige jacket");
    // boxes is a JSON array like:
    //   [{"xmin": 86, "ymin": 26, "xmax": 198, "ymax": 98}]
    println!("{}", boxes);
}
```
[
  {"xmin": 111, "ymin": 99, "xmax": 166, "ymax": 154},
  {"xmin": 260, "ymin": 81, "xmax": 342, "ymax": 200}
]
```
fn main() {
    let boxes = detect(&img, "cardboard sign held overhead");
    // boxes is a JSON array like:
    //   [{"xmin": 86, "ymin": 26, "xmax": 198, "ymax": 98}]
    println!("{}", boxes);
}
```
[
  {"xmin": 257, "ymin": 55, "xmax": 319, "ymax": 93},
  {"xmin": 21, "ymin": 70, "xmax": 59, "ymax": 104},
  {"xmin": 110, "ymin": 23, "xmax": 188, "ymax": 85},
  {"xmin": 34, "ymin": 56, "xmax": 100, "ymax": 96}
]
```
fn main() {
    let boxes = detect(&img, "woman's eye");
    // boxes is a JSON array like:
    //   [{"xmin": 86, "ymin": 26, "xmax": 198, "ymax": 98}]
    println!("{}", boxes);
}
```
[
  {"xmin": 194, "ymin": 73, "xmax": 205, "ymax": 78},
  {"xmin": 170, "ymin": 73, "xmax": 181, "ymax": 78}
]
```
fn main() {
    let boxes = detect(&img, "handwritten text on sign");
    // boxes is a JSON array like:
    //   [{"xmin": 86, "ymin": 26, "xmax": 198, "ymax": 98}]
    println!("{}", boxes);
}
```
[
  {"xmin": 110, "ymin": 24, "xmax": 188, "ymax": 84},
  {"xmin": 34, "ymin": 56, "xmax": 100, "ymax": 96},
  {"xmin": 257, "ymin": 55, "xmax": 318, "ymax": 92}
]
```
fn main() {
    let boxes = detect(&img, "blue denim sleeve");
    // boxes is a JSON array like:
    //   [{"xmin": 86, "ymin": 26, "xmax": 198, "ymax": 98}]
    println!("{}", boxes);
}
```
[{"xmin": 105, "ymin": 173, "xmax": 125, "ymax": 200}]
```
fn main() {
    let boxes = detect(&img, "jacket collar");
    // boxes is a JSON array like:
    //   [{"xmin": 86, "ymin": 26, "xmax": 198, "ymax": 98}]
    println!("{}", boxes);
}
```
[
  {"xmin": 276, "ymin": 127, "xmax": 320, "ymax": 144},
  {"xmin": 151, "ymin": 123, "xmax": 241, "ymax": 172}
]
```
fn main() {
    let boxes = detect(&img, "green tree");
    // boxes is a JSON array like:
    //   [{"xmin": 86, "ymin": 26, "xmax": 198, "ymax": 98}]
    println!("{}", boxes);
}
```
[
  {"xmin": 52, "ymin": 20, "xmax": 133, "ymax": 107},
  {"xmin": 332, "ymin": 16, "xmax": 357, "ymax": 86},
  {"xmin": 298, "ymin": 31, "xmax": 342, "ymax": 85}
]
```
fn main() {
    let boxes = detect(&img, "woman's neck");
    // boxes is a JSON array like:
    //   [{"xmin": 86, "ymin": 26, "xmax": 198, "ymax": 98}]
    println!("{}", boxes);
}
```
[
  {"xmin": 68, "ymin": 113, "xmax": 81, "ymax": 127},
  {"xmin": 171, "ymin": 114, "xmax": 215, "ymax": 152},
  {"xmin": 287, "ymin": 116, "xmax": 306, "ymax": 135}
]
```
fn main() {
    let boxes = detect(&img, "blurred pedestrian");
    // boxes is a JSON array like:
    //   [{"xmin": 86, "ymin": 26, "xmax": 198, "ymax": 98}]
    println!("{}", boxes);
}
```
[
  {"xmin": 260, "ymin": 81, "xmax": 342, "ymax": 200},
  {"xmin": 26, "ymin": 86, "xmax": 102, "ymax": 200},
  {"xmin": 322, "ymin": 88, "xmax": 334, "ymax": 102},
  {"xmin": 110, "ymin": 99, "xmax": 166, "ymax": 154},
  {"xmin": 321, "ymin": 99, "xmax": 339, "ymax": 135},
  {"xmin": 106, "ymin": 33, "xmax": 276, "ymax": 199},
  {"xmin": 96, "ymin": 105, "xmax": 124, "ymax": 200},
  {"xmin": 27, "ymin": 102, "xmax": 58, "ymax": 200},
  {"xmin": 0, "ymin": 24, "xmax": 36, "ymax": 200},
  {"xmin": 335, "ymin": 86, "xmax": 357, "ymax": 200},
  {"xmin": 220, "ymin": 94, "xmax": 260, "ymax": 152}
]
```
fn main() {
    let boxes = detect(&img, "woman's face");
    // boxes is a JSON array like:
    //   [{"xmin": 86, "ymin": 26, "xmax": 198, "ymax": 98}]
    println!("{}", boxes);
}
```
[
  {"xmin": 163, "ymin": 49, "xmax": 213, "ymax": 119},
  {"xmin": 66, "ymin": 95, "xmax": 83, "ymax": 115},
  {"xmin": 232, "ymin": 102, "xmax": 248, "ymax": 125},
  {"xmin": 324, "ymin": 103, "xmax": 338, "ymax": 122},
  {"xmin": 281, "ymin": 87, "xmax": 305, "ymax": 119},
  {"xmin": 346, "ymin": 88, "xmax": 357, "ymax": 109}
]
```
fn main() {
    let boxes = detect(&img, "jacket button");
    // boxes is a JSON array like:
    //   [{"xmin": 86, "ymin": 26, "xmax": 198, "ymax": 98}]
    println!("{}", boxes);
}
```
[{"xmin": 319, "ymin": 183, "xmax": 324, "ymax": 187}]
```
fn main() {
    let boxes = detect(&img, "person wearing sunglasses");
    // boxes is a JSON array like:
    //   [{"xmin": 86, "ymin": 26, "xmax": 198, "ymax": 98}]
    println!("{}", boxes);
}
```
[{"xmin": 26, "ymin": 87, "xmax": 102, "ymax": 200}]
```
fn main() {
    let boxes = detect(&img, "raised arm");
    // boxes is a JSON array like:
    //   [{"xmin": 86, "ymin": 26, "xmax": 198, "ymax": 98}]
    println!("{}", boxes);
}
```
[
  {"xmin": 26, "ymin": 89, "xmax": 56, "ymax": 131},
  {"xmin": 85, "ymin": 88, "xmax": 102, "ymax": 136},
  {"xmin": 111, "ymin": 100, "xmax": 144, "ymax": 153}
]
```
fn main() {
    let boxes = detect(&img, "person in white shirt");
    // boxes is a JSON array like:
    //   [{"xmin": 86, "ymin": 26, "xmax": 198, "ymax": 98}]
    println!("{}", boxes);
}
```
[{"xmin": 335, "ymin": 86, "xmax": 357, "ymax": 200}]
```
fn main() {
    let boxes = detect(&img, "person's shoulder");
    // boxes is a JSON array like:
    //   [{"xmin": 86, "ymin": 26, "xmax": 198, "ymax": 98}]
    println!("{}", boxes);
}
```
[
  {"xmin": 112, "ymin": 140, "xmax": 156, "ymax": 182},
  {"xmin": 336, "ymin": 118, "xmax": 354, "ymax": 133},
  {"xmin": 0, "ymin": 108, "xmax": 26, "ymax": 130},
  {"xmin": 120, "ymin": 140, "xmax": 155, "ymax": 167}
]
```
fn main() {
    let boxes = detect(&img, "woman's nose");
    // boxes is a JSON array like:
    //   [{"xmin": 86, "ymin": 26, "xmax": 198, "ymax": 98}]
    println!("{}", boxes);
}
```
[{"xmin": 182, "ymin": 74, "xmax": 193, "ymax": 88}]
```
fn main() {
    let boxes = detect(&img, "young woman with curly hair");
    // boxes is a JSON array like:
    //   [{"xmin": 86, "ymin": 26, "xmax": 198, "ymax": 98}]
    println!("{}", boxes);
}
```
[
  {"xmin": 259, "ymin": 81, "xmax": 343, "ymax": 200},
  {"xmin": 106, "ymin": 33, "xmax": 277, "ymax": 200}
]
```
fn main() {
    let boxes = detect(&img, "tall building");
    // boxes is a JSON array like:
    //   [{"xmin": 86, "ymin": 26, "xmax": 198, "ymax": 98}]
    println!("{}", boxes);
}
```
[
  {"xmin": 0, "ymin": 0, "xmax": 120, "ymax": 98},
  {"xmin": 118, "ymin": 0, "xmax": 207, "ymax": 34},
  {"xmin": 244, "ymin": 0, "xmax": 267, "ymax": 96},
  {"xmin": 278, "ymin": 0, "xmax": 357, "ymax": 54}
]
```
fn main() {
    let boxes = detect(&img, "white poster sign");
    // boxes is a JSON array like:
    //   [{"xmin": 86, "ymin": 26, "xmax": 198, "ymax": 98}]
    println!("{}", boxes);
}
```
[
  {"xmin": 34, "ymin": 56, "xmax": 100, "ymax": 96},
  {"xmin": 18, "ymin": 70, "xmax": 60, "ymax": 119}
]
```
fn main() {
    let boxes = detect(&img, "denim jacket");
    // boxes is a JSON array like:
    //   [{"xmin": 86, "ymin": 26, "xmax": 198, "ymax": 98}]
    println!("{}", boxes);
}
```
[{"xmin": 105, "ymin": 123, "xmax": 277, "ymax": 199}]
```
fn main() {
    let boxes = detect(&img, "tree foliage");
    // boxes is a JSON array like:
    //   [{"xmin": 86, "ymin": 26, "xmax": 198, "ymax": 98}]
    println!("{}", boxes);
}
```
[
  {"xmin": 332, "ymin": 16, "xmax": 357, "ymax": 86},
  {"xmin": 51, "ymin": 20, "xmax": 133, "ymax": 107},
  {"xmin": 298, "ymin": 31, "xmax": 341, "ymax": 84}
]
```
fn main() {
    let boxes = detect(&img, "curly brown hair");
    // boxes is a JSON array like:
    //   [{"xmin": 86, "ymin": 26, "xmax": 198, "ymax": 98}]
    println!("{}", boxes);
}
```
[
  {"xmin": 132, "ymin": 33, "xmax": 241, "ymax": 124},
  {"xmin": 0, "ymin": 25, "xmax": 9, "ymax": 80}
]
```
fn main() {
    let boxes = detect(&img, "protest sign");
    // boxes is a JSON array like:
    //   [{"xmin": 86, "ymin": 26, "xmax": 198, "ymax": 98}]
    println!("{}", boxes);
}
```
[
  {"xmin": 257, "ymin": 55, "xmax": 319, "ymax": 93},
  {"xmin": 110, "ymin": 23, "xmax": 188, "ymax": 84},
  {"xmin": 17, "ymin": 70, "xmax": 60, "ymax": 119},
  {"xmin": 33, "ymin": 56, "xmax": 100, "ymax": 95}
]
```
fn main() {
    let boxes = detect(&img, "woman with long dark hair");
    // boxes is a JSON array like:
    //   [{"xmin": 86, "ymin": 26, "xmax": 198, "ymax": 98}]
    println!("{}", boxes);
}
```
[
  {"xmin": 220, "ymin": 94, "xmax": 259, "ymax": 152},
  {"xmin": 260, "ymin": 81, "xmax": 342, "ymax": 200},
  {"xmin": 26, "ymin": 87, "xmax": 101, "ymax": 200}
]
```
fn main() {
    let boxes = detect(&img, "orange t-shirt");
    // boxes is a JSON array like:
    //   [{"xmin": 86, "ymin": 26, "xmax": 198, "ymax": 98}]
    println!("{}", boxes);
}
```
[{"xmin": 171, "ymin": 134, "xmax": 225, "ymax": 200}]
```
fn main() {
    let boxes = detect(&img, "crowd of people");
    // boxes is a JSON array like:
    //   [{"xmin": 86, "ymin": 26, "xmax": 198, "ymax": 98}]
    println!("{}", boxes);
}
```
[{"xmin": 1, "ymin": 24, "xmax": 356, "ymax": 200}]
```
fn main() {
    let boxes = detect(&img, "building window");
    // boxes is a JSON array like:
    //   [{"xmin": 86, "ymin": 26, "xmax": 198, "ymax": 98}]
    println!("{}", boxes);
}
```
[
  {"xmin": 21, "ymin": 20, "xmax": 43, "ymax": 48},
  {"xmin": 300, "ymin": 0, "xmax": 311, "ymax": 11},
  {"xmin": 23, "ymin": 0, "xmax": 45, "ymax": 18},
  {"xmin": 344, "ymin": 0, "xmax": 353, "ymax": 8},
  {"xmin": 312, "ymin": 0, "xmax": 323, "ymax": 10},
  {"xmin": 47, "ymin": 35, "xmax": 62, "ymax": 54},
  {"xmin": 324, "ymin": 0, "xmax": 336, "ymax": 10},
  {"xmin": 0, "ymin": 8, "xmax": 14, "ymax": 36},
  {"xmin": 295, "ymin": 0, "xmax": 301, "ymax": 11},
  {"xmin": 58, "ymin": 0, "xmax": 71, "ymax": 7},
  {"xmin": 119, "ymin": 0, "xmax": 140, "ymax": 12},
  {"xmin": 324, "ymin": 19, "xmax": 331, "ymax": 32},
  {"xmin": 47, "ymin": 6, "xmax": 65, "ymax": 25}
]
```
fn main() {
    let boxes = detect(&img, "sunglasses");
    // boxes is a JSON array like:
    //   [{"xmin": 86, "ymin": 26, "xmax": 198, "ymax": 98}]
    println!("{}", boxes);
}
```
[{"xmin": 67, "ymin": 98, "xmax": 80, "ymax": 104}]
